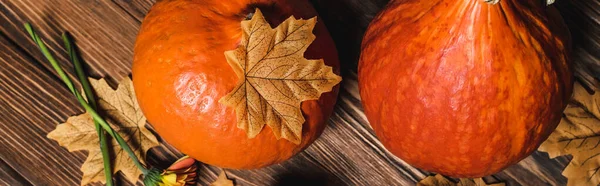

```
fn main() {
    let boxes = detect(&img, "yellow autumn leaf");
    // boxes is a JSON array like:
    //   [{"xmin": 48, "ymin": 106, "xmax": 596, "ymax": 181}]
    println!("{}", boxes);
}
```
[
  {"xmin": 47, "ymin": 77, "xmax": 159, "ymax": 185},
  {"xmin": 219, "ymin": 9, "xmax": 341, "ymax": 144},
  {"xmin": 210, "ymin": 170, "xmax": 234, "ymax": 186},
  {"xmin": 538, "ymin": 82, "xmax": 600, "ymax": 186},
  {"xmin": 417, "ymin": 174, "xmax": 505, "ymax": 186}
]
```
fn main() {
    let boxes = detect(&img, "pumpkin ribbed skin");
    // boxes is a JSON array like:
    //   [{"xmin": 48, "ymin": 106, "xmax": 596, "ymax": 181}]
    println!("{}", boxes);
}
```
[
  {"xmin": 359, "ymin": 0, "xmax": 572, "ymax": 177},
  {"xmin": 132, "ymin": 0, "xmax": 340, "ymax": 169}
]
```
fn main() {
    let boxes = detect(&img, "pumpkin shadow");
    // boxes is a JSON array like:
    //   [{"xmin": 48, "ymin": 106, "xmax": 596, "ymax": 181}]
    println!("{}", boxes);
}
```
[
  {"xmin": 310, "ymin": 0, "xmax": 390, "ymax": 75},
  {"xmin": 273, "ymin": 171, "xmax": 340, "ymax": 186},
  {"xmin": 555, "ymin": 0, "xmax": 600, "ymax": 89}
]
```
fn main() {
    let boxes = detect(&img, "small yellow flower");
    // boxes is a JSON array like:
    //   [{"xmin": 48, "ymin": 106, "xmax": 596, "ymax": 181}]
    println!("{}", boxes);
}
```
[
  {"xmin": 160, "ymin": 156, "xmax": 197, "ymax": 186},
  {"xmin": 144, "ymin": 156, "xmax": 197, "ymax": 186}
]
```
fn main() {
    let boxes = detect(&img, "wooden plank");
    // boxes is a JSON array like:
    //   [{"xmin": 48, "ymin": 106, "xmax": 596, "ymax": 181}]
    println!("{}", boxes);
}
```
[
  {"xmin": 0, "ymin": 32, "xmax": 87, "ymax": 186},
  {"xmin": 0, "ymin": 158, "xmax": 31, "ymax": 186},
  {"xmin": 112, "ymin": 0, "xmax": 154, "ymax": 22},
  {"xmin": 0, "ymin": 0, "xmax": 139, "ymax": 84},
  {"xmin": 494, "ymin": 152, "xmax": 570, "ymax": 185}
]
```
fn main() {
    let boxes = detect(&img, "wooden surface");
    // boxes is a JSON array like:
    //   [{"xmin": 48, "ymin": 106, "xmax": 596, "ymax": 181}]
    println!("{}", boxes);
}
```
[{"xmin": 0, "ymin": 0, "xmax": 598, "ymax": 185}]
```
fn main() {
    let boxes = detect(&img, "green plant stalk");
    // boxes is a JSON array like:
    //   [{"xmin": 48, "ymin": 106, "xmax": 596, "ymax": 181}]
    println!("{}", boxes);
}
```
[
  {"xmin": 24, "ymin": 23, "xmax": 149, "ymax": 175},
  {"xmin": 62, "ymin": 33, "xmax": 113, "ymax": 186}
]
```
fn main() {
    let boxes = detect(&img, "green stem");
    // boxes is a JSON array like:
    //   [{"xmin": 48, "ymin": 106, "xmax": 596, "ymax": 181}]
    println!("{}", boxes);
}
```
[
  {"xmin": 24, "ymin": 23, "xmax": 149, "ymax": 175},
  {"xmin": 62, "ymin": 32, "xmax": 113, "ymax": 186},
  {"xmin": 80, "ymin": 92, "xmax": 149, "ymax": 175}
]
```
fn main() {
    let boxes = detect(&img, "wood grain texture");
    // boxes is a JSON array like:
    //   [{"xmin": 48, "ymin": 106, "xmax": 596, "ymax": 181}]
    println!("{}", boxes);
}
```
[
  {"xmin": 0, "ymin": 0, "xmax": 598, "ymax": 185},
  {"xmin": 0, "ymin": 158, "xmax": 31, "ymax": 186}
]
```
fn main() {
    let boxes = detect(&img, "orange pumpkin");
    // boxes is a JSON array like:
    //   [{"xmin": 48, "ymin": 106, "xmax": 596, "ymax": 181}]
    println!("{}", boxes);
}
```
[
  {"xmin": 358, "ymin": 0, "xmax": 573, "ymax": 177},
  {"xmin": 132, "ymin": 0, "xmax": 340, "ymax": 169}
]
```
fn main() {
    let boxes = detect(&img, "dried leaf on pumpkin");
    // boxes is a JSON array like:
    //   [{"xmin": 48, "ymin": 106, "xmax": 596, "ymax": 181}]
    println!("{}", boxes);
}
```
[
  {"xmin": 539, "ymin": 81, "xmax": 600, "ymax": 186},
  {"xmin": 417, "ymin": 174, "xmax": 504, "ymax": 186},
  {"xmin": 219, "ymin": 9, "xmax": 341, "ymax": 144},
  {"xmin": 47, "ymin": 77, "xmax": 159, "ymax": 185}
]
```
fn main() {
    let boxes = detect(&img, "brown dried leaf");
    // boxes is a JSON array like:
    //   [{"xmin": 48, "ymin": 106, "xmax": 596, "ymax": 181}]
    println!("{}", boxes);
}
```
[
  {"xmin": 539, "ymin": 81, "xmax": 600, "ymax": 186},
  {"xmin": 210, "ymin": 170, "xmax": 234, "ymax": 186},
  {"xmin": 219, "ymin": 9, "xmax": 341, "ymax": 144},
  {"xmin": 418, "ymin": 174, "xmax": 455, "ymax": 186},
  {"xmin": 455, "ymin": 178, "xmax": 505, "ymax": 186},
  {"xmin": 417, "ymin": 174, "xmax": 504, "ymax": 186},
  {"xmin": 47, "ymin": 77, "xmax": 159, "ymax": 185}
]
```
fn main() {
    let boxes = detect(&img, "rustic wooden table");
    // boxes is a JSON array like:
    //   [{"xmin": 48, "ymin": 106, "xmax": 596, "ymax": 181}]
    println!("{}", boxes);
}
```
[{"xmin": 1, "ymin": 0, "xmax": 598, "ymax": 185}]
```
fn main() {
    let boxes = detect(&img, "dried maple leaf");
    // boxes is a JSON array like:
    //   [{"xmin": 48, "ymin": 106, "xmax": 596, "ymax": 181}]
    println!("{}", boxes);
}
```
[
  {"xmin": 47, "ymin": 77, "xmax": 159, "ymax": 185},
  {"xmin": 539, "ymin": 81, "xmax": 600, "ymax": 186},
  {"xmin": 219, "ymin": 9, "xmax": 341, "ymax": 144},
  {"xmin": 417, "ymin": 174, "xmax": 505, "ymax": 186},
  {"xmin": 210, "ymin": 170, "xmax": 234, "ymax": 186}
]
